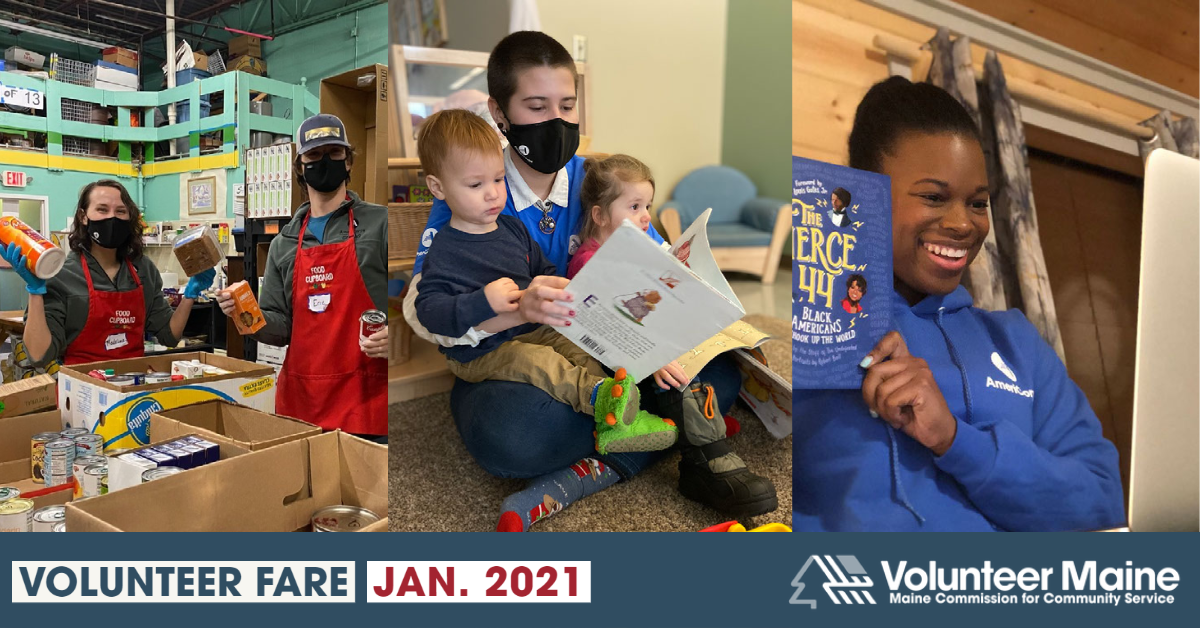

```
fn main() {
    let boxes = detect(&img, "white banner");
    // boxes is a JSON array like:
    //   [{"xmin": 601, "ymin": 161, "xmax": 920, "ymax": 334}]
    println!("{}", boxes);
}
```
[
  {"xmin": 11, "ymin": 561, "xmax": 356, "ymax": 603},
  {"xmin": 367, "ymin": 561, "xmax": 591, "ymax": 603}
]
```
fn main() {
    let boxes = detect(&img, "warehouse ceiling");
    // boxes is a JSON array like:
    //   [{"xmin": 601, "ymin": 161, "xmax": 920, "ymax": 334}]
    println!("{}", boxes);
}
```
[{"xmin": 0, "ymin": 0, "xmax": 384, "ymax": 63}]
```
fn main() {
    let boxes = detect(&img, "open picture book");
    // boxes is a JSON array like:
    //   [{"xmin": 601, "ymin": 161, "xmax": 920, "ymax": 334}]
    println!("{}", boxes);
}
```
[{"xmin": 559, "ymin": 209, "xmax": 792, "ymax": 438}]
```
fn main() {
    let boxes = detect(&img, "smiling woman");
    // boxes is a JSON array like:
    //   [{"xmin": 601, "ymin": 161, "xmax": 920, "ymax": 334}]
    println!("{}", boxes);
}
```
[{"xmin": 792, "ymin": 76, "xmax": 1126, "ymax": 532}]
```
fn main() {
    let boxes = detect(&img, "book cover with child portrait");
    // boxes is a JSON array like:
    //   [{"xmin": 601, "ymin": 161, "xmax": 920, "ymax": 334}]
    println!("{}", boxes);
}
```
[{"xmin": 792, "ymin": 156, "xmax": 892, "ymax": 389}]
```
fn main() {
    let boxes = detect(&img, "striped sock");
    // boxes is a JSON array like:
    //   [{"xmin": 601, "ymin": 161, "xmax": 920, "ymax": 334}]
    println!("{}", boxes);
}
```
[{"xmin": 496, "ymin": 458, "xmax": 619, "ymax": 532}]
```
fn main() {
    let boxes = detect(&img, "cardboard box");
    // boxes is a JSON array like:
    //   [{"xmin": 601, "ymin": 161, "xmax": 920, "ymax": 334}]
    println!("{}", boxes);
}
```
[
  {"xmin": 151, "ymin": 399, "xmax": 319, "ymax": 452},
  {"xmin": 4, "ymin": 47, "xmax": 45, "ymax": 70},
  {"xmin": 67, "ymin": 432, "xmax": 388, "ymax": 532},
  {"xmin": 320, "ymin": 64, "xmax": 390, "ymax": 205},
  {"xmin": 101, "ymin": 46, "xmax": 138, "ymax": 69},
  {"xmin": 227, "ymin": 35, "xmax": 262, "ymax": 59},
  {"xmin": 0, "ymin": 375, "xmax": 57, "ymax": 419},
  {"xmin": 229, "ymin": 55, "xmax": 266, "ymax": 76},
  {"xmin": 193, "ymin": 50, "xmax": 210, "ymax": 73},
  {"xmin": 95, "ymin": 63, "xmax": 139, "ymax": 90},
  {"xmin": 57, "ymin": 353, "xmax": 277, "ymax": 452}
]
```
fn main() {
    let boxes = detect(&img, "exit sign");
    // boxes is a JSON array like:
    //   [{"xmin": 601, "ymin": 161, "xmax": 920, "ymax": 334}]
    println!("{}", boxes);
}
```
[{"xmin": 3, "ymin": 171, "xmax": 27, "ymax": 187}]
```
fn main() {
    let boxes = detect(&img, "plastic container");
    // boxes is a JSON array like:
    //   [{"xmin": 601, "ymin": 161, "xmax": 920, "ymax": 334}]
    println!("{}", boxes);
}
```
[
  {"xmin": 172, "ymin": 224, "xmax": 223, "ymax": 277},
  {"xmin": 0, "ymin": 216, "xmax": 66, "ymax": 279}
]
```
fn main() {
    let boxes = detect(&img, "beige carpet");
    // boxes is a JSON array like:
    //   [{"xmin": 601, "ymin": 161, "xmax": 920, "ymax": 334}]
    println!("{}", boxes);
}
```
[{"xmin": 388, "ymin": 314, "xmax": 792, "ymax": 532}]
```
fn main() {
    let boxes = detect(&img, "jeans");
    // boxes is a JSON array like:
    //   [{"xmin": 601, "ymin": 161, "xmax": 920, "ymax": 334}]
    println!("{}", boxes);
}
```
[{"xmin": 451, "ymin": 353, "xmax": 742, "ymax": 480}]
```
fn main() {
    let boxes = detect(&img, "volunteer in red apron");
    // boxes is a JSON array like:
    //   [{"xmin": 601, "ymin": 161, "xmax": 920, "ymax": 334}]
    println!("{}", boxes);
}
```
[
  {"xmin": 216, "ymin": 114, "xmax": 389, "ymax": 443},
  {"xmin": 4, "ymin": 180, "xmax": 215, "ymax": 373}
]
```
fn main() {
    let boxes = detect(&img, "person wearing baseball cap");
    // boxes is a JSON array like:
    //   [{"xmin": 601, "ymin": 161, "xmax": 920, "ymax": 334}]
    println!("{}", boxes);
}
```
[{"xmin": 216, "ymin": 113, "xmax": 389, "ymax": 443}]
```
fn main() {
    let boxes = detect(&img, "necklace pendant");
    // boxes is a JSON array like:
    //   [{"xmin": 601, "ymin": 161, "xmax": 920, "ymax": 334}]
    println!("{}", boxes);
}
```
[{"xmin": 539, "ymin": 214, "xmax": 556, "ymax": 235}]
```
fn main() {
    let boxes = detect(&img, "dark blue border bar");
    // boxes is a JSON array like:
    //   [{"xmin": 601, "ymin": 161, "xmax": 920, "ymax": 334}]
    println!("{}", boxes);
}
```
[{"xmin": 2, "ymin": 532, "xmax": 1197, "ymax": 627}]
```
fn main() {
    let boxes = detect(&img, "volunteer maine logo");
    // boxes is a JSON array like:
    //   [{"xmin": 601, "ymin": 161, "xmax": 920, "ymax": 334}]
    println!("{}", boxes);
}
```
[
  {"xmin": 987, "ymin": 351, "xmax": 1034, "ymax": 398},
  {"xmin": 790, "ymin": 555, "xmax": 876, "ymax": 608}
]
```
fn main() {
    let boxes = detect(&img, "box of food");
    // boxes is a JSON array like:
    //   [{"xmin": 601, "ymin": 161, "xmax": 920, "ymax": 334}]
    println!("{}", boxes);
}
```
[
  {"xmin": 228, "ymin": 55, "xmax": 266, "ymax": 76},
  {"xmin": 101, "ymin": 46, "xmax": 138, "ymax": 69},
  {"xmin": 226, "ymin": 280, "xmax": 266, "ymax": 334},
  {"xmin": 227, "ymin": 35, "xmax": 262, "ymax": 59},
  {"xmin": 4, "ymin": 47, "xmax": 46, "ymax": 70},
  {"xmin": 67, "ymin": 432, "xmax": 387, "ymax": 532},
  {"xmin": 57, "ymin": 352, "xmax": 276, "ymax": 452},
  {"xmin": 106, "ymin": 427, "xmax": 249, "ymax": 492},
  {"xmin": 172, "ymin": 224, "xmax": 223, "ymax": 276},
  {"xmin": 0, "ymin": 410, "xmax": 76, "ymax": 513},
  {"xmin": 151, "ymin": 399, "xmax": 319, "ymax": 452},
  {"xmin": 0, "ymin": 374, "xmax": 57, "ymax": 419}
]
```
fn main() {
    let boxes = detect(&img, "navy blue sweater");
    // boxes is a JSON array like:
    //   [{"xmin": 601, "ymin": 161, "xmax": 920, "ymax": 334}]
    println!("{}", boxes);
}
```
[
  {"xmin": 793, "ymin": 286, "xmax": 1125, "ymax": 531},
  {"xmin": 415, "ymin": 215, "xmax": 554, "ymax": 362}
]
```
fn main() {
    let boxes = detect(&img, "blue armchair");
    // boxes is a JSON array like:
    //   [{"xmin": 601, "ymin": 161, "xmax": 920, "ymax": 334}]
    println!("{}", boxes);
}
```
[{"xmin": 657, "ymin": 165, "xmax": 790, "ymax": 284}]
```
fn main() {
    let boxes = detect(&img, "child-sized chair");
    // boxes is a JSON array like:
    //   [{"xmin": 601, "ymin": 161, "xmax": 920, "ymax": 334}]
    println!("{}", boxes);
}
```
[{"xmin": 656, "ymin": 166, "xmax": 790, "ymax": 284}]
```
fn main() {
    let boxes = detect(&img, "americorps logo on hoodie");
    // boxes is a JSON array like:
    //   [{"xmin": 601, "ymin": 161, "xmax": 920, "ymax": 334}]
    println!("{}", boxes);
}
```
[{"xmin": 986, "ymin": 351, "xmax": 1034, "ymax": 399}]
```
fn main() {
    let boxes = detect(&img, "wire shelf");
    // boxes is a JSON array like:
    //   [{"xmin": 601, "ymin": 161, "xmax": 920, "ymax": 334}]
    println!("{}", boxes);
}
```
[{"xmin": 49, "ymin": 54, "xmax": 96, "ymax": 87}]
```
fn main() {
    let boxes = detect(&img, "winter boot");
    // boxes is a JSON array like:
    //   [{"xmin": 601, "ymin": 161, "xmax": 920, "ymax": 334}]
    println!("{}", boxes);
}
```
[{"xmin": 664, "ymin": 381, "xmax": 777, "ymax": 517}]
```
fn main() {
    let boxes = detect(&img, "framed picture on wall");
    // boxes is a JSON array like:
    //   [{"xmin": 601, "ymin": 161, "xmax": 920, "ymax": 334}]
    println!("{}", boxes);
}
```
[{"xmin": 187, "ymin": 176, "xmax": 216, "ymax": 215}]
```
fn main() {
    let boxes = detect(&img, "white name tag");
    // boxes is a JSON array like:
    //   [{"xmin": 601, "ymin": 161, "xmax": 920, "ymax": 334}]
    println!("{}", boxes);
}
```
[
  {"xmin": 105, "ymin": 333, "xmax": 129, "ymax": 351},
  {"xmin": 308, "ymin": 293, "xmax": 332, "ymax": 313}
]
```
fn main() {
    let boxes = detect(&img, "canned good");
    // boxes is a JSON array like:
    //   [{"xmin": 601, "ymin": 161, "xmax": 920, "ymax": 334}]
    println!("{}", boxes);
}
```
[
  {"xmin": 106, "ymin": 375, "xmax": 135, "ymax": 387},
  {"xmin": 72, "ymin": 455, "xmax": 107, "ymax": 498},
  {"xmin": 0, "ymin": 216, "xmax": 66, "ymax": 279},
  {"xmin": 145, "ymin": 372, "xmax": 172, "ymax": 384},
  {"xmin": 118, "ymin": 372, "xmax": 145, "ymax": 385},
  {"xmin": 32, "ymin": 505, "xmax": 65, "ymax": 532},
  {"xmin": 43, "ymin": 439, "xmax": 76, "ymax": 487},
  {"xmin": 81, "ymin": 464, "xmax": 108, "ymax": 498},
  {"xmin": 87, "ymin": 369, "xmax": 108, "ymax": 380},
  {"xmin": 141, "ymin": 467, "xmax": 184, "ymax": 483},
  {"xmin": 60, "ymin": 427, "xmax": 90, "ymax": 440},
  {"xmin": 0, "ymin": 498, "xmax": 35, "ymax": 532},
  {"xmin": 31, "ymin": 432, "xmax": 61, "ymax": 484},
  {"xmin": 361, "ymin": 309, "xmax": 386, "ymax": 343},
  {"xmin": 72, "ymin": 434, "xmax": 104, "ymax": 457},
  {"xmin": 311, "ymin": 505, "xmax": 381, "ymax": 532},
  {"xmin": 0, "ymin": 486, "xmax": 19, "ymax": 502},
  {"xmin": 51, "ymin": 522, "xmax": 66, "ymax": 532}
]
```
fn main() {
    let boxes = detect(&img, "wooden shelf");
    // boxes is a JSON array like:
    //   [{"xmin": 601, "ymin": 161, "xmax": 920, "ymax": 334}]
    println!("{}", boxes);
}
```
[
  {"xmin": 389, "ymin": 336, "xmax": 453, "ymax": 403},
  {"xmin": 389, "ymin": 157, "xmax": 421, "ymax": 169},
  {"xmin": 389, "ymin": 258, "xmax": 415, "ymax": 274}
]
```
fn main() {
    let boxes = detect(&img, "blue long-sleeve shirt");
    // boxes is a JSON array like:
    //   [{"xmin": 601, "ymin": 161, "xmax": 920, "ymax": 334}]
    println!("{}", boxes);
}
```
[
  {"xmin": 415, "ymin": 215, "xmax": 553, "ymax": 363},
  {"xmin": 793, "ymin": 286, "xmax": 1126, "ymax": 531}
]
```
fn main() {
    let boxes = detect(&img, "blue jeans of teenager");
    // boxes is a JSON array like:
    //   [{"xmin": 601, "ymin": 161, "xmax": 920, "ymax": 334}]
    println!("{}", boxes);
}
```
[{"xmin": 450, "ymin": 354, "xmax": 742, "ymax": 480}]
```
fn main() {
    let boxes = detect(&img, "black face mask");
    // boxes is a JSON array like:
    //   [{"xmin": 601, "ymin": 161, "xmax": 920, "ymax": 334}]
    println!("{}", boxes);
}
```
[
  {"xmin": 88, "ymin": 217, "xmax": 131, "ymax": 250},
  {"xmin": 302, "ymin": 153, "xmax": 350, "ymax": 193},
  {"xmin": 501, "ymin": 116, "xmax": 580, "ymax": 175}
]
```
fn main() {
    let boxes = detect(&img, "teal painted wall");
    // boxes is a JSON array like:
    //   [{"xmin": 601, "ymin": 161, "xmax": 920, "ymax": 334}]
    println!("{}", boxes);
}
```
[
  {"xmin": 264, "ymin": 2, "xmax": 389, "ymax": 98},
  {"xmin": 720, "ymin": 0, "xmax": 790, "ymax": 201},
  {"xmin": 1, "ymin": 32, "xmax": 101, "ymax": 72},
  {"xmin": 0, "ymin": 168, "xmax": 141, "ymax": 232}
]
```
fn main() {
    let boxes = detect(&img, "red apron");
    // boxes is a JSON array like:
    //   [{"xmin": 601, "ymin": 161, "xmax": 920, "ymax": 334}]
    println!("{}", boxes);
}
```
[
  {"xmin": 276, "ymin": 207, "xmax": 386, "ymax": 434},
  {"xmin": 64, "ymin": 255, "xmax": 146, "ymax": 365}
]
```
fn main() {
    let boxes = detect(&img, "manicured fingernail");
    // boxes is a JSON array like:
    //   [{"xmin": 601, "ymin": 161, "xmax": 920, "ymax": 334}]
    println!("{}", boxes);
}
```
[
  {"xmin": 869, "ymin": 410, "xmax": 879, "ymax": 418},
  {"xmin": 569, "ymin": 310, "xmax": 576, "ymax": 317},
  {"xmin": 565, "ymin": 321, "xmax": 572, "ymax": 326},
  {"xmin": 859, "ymin": 356, "xmax": 874, "ymax": 368}
]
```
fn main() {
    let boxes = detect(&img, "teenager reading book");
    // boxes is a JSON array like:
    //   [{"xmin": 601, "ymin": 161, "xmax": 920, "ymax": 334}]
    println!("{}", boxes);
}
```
[
  {"xmin": 414, "ymin": 108, "xmax": 679, "ymax": 459},
  {"xmin": 402, "ymin": 31, "xmax": 748, "ymax": 531},
  {"xmin": 793, "ymin": 76, "xmax": 1124, "ymax": 531}
]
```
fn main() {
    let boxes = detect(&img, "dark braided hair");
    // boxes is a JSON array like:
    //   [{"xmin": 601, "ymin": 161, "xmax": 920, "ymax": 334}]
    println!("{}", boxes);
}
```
[{"xmin": 848, "ymin": 76, "xmax": 981, "ymax": 174}]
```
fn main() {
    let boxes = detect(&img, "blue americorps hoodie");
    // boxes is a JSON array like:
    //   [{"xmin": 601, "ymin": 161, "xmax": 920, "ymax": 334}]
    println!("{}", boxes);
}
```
[{"xmin": 793, "ymin": 286, "xmax": 1126, "ymax": 531}]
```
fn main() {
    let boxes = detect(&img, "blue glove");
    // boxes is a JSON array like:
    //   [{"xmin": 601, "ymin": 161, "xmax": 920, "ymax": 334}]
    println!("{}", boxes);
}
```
[
  {"xmin": 2, "ymin": 242, "xmax": 47, "ymax": 295},
  {"xmin": 184, "ymin": 268, "xmax": 216, "ymax": 300}
]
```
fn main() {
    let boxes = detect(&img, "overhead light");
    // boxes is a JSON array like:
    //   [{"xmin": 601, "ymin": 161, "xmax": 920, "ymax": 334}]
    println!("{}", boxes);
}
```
[{"xmin": 0, "ymin": 18, "xmax": 115, "ymax": 49}]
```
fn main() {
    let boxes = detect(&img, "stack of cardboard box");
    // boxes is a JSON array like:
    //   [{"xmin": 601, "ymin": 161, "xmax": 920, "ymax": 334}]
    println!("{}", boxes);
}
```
[{"xmin": 226, "ymin": 35, "xmax": 267, "ymax": 77}]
